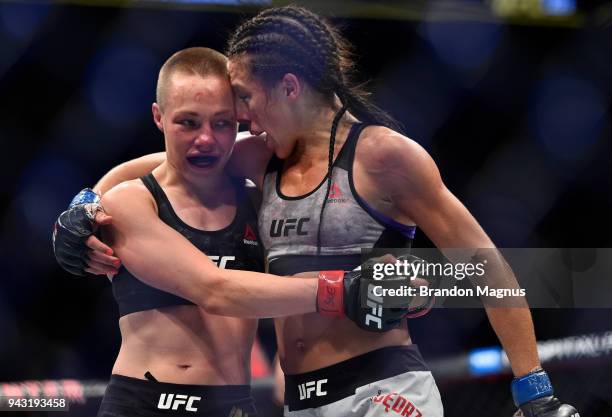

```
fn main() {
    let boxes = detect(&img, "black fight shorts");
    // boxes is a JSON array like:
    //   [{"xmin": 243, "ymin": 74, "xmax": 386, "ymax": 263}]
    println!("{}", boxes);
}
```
[{"xmin": 98, "ymin": 374, "xmax": 257, "ymax": 417}]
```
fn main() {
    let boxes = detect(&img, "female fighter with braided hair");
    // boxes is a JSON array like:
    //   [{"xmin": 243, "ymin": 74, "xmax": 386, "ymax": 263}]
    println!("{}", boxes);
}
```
[{"xmin": 54, "ymin": 6, "xmax": 578, "ymax": 417}]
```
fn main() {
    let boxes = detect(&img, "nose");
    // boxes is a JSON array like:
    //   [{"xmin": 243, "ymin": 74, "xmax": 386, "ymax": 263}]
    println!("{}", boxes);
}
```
[
  {"xmin": 194, "ymin": 125, "xmax": 215, "ymax": 148},
  {"xmin": 249, "ymin": 121, "xmax": 264, "ymax": 136},
  {"xmin": 234, "ymin": 100, "xmax": 263, "ymax": 136},
  {"xmin": 235, "ymin": 100, "xmax": 250, "ymax": 125}
]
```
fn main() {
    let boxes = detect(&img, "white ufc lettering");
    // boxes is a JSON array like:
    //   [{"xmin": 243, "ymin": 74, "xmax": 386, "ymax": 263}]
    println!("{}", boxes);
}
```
[
  {"xmin": 208, "ymin": 255, "xmax": 235, "ymax": 269},
  {"xmin": 298, "ymin": 379, "xmax": 328, "ymax": 400},
  {"xmin": 157, "ymin": 393, "xmax": 201, "ymax": 412},
  {"xmin": 365, "ymin": 283, "xmax": 383, "ymax": 329}
]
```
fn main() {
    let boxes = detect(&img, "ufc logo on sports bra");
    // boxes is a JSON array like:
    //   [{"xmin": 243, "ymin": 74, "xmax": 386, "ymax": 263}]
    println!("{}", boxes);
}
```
[
  {"xmin": 157, "ymin": 393, "xmax": 201, "ymax": 412},
  {"xmin": 298, "ymin": 379, "xmax": 328, "ymax": 400},
  {"xmin": 208, "ymin": 256, "xmax": 235, "ymax": 269},
  {"xmin": 270, "ymin": 218, "xmax": 310, "ymax": 237}
]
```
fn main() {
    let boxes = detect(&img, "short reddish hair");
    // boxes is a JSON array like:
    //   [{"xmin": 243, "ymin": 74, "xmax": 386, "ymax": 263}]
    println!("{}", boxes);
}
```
[{"xmin": 156, "ymin": 47, "xmax": 228, "ymax": 110}]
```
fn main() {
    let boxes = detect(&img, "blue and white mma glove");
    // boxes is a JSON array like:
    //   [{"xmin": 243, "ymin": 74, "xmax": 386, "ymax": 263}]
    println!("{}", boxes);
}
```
[
  {"xmin": 512, "ymin": 369, "xmax": 579, "ymax": 417},
  {"xmin": 52, "ymin": 188, "xmax": 102, "ymax": 276}
]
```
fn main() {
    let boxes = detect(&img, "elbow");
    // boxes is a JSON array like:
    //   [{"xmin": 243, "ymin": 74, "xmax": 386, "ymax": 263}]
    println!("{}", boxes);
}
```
[
  {"xmin": 199, "ymin": 270, "xmax": 230, "ymax": 315},
  {"xmin": 201, "ymin": 295, "xmax": 225, "ymax": 316}
]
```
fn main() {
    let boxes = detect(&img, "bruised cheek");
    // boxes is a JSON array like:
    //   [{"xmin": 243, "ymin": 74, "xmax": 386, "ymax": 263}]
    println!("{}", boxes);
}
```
[{"xmin": 165, "ymin": 132, "xmax": 189, "ymax": 162}]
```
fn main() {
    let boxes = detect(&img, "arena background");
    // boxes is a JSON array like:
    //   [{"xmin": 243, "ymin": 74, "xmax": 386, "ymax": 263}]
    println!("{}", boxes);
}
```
[{"xmin": 0, "ymin": 0, "xmax": 611, "ymax": 416}]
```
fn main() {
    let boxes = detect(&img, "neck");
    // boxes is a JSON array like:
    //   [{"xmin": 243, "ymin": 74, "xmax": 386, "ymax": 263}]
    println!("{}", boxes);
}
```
[
  {"xmin": 288, "ymin": 102, "xmax": 358, "ymax": 166},
  {"xmin": 155, "ymin": 161, "xmax": 235, "ymax": 205}
]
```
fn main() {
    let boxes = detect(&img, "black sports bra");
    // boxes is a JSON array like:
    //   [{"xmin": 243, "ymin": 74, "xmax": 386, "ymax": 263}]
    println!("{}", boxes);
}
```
[{"xmin": 111, "ymin": 173, "xmax": 265, "ymax": 317}]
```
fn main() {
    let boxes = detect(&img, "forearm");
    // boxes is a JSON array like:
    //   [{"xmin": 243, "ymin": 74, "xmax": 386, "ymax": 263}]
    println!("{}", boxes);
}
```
[
  {"xmin": 485, "ymin": 306, "xmax": 540, "ymax": 376},
  {"xmin": 473, "ymin": 249, "xmax": 540, "ymax": 376},
  {"xmin": 205, "ymin": 269, "xmax": 318, "ymax": 318},
  {"xmin": 121, "ymin": 244, "xmax": 318, "ymax": 318},
  {"xmin": 94, "ymin": 152, "xmax": 166, "ymax": 194},
  {"xmin": 135, "ymin": 260, "xmax": 317, "ymax": 318}
]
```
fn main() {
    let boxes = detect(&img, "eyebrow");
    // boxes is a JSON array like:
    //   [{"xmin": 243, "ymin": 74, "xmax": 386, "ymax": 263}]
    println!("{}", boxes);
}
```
[{"xmin": 175, "ymin": 111, "xmax": 199, "ymax": 117}]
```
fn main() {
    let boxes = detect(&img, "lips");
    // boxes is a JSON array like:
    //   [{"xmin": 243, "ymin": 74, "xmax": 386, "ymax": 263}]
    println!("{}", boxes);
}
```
[{"xmin": 186, "ymin": 155, "xmax": 220, "ymax": 168}]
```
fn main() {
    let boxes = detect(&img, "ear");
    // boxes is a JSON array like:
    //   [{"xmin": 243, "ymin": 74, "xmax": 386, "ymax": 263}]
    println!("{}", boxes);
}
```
[
  {"xmin": 280, "ymin": 73, "xmax": 301, "ymax": 101},
  {"xmin": 152, "ymin": 103, "xmax": 164, "ymax": 132}
]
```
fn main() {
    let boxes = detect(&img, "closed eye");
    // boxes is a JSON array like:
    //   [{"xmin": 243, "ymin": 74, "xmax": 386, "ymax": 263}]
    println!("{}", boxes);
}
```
[
  {"xmin": 213, "ymin": 120, "xmax": 235, "ymax": 129},
  {"xmin": 237, "ymin": 93, "xmax": 250, "ymax": 103},
  {"xmin": 179, "ymin": 119, "xmax": 198, "ymax": 129}
]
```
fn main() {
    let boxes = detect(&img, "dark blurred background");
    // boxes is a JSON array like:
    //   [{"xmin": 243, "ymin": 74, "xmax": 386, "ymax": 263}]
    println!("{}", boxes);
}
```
[{"xmin": 0, "ymin": 0, "xmax": 611, "ymax": 416}]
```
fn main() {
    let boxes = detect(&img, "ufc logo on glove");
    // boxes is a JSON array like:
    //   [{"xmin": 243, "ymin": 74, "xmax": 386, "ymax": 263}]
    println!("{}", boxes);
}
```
[{"xmin": 365, "ymin": 283, "xmax": 384, "ymax": 329}]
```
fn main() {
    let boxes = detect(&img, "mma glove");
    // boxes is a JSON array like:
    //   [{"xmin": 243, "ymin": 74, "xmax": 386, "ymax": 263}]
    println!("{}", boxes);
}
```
[
  {"xmin": 512, "ymin": 369, "xmax": 579, "ymax": 417},
  {"xmin": 317, "ymin": 255, "xmax": 435, "ymax": 332},
  {"xmin": 52, "ymin": 188, "xmax": 101, "ymax": 276}
]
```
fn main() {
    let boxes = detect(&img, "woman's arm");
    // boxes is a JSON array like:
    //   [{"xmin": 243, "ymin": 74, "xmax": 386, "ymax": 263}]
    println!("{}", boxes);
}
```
[
  {"xmin": 361, "ymin": 129, "xmax": 539, "ymax": 377},
  {"xmin": 55, "ymin": 134, "xmax": 267, "ymax": 277},
  {"xmin": 94, "ymin": 132, "xmax": 270, "ymax": 195},
  {"xmin": 53, "ymin": 152, "xmax": 167, "ymax": 275},
  {"xmin": 101, "ymin": 180, "xmax": 317, "ymax": 318},
  {"xmin": 94, "ymin": 152, "xmax": 166, "ymax": 194},
  {"xmin": 226, "ymin": 132, "xmax": 272, "ymax": 189}
]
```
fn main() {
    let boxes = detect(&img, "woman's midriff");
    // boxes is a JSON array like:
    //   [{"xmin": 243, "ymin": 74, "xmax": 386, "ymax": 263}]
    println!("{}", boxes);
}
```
[
  {"xmin": 277, "ymin": 272, "xmax": 412, "ymax": 374},
  {"xmin": 113, "ymin": 305, "xmax": 257, "ymax": 385}
]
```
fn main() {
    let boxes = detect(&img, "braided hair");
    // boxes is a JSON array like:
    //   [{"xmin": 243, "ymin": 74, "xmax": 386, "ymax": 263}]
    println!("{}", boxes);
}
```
[{"xmin": 226, "ymin": 5, "xmax": 400, "ymax": 131}]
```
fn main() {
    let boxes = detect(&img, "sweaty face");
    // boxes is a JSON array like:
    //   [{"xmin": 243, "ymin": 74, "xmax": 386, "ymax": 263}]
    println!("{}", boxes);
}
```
[
  {"xmin": 227, "ymin": 59, "xmax": 295, "ymax": 159},
  {"xmin": 158, "ymin": 73, "xmax": 237, "ymax": 180}
]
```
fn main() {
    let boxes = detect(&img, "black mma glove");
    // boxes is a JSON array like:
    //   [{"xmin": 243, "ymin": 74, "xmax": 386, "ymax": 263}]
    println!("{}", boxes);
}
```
[
  {"xmin": 317, "ymin": 255, "xmax": 424, "ymax": 332},
  {"xmin": 512, "ymin": 369, "xmax": 579, "ymax": 417},
  {"xmin": 52, "ymin": 188, "xmax": 101, "ymax": 276}
]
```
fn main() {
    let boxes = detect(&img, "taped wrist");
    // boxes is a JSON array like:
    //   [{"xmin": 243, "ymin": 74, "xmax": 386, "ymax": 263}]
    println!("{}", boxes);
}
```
[
  {"xmin": 69, "ymin": 188, "xmax": 102, "ymax": 222},
  {"xmin": 69, "ymin": 188, "xmax": 100, "ymax": 208},
  {"xmin": 512, "ymin": 369, "xmax": 554, "ymax": 407},
  {"xmin": 317, "ymin": 271, "xmax": 345, "ymax": 316}
]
